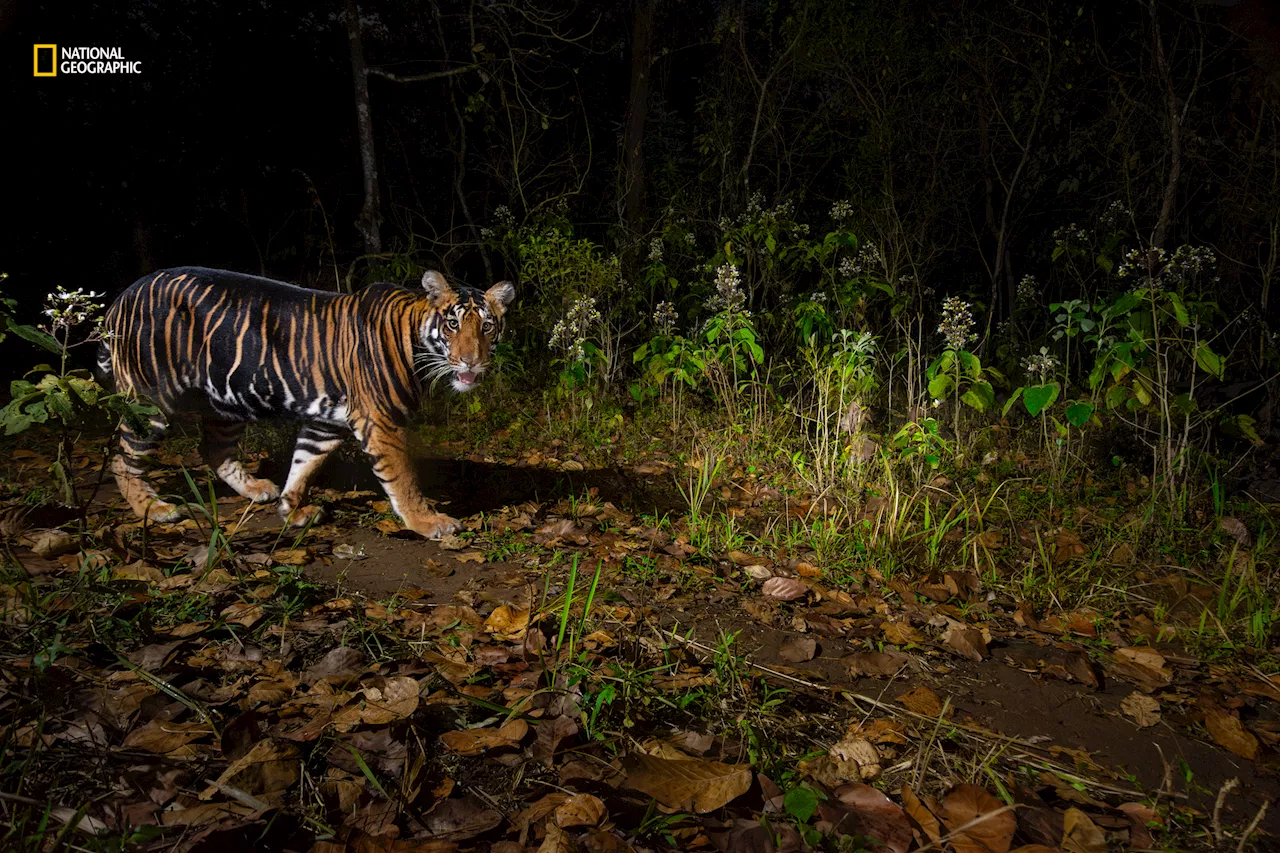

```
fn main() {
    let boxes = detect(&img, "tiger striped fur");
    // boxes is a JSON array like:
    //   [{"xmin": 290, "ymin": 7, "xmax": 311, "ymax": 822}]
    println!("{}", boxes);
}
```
[{"xmin": 96, "ymin": 267, "xmax": 515, "ymax": 538}]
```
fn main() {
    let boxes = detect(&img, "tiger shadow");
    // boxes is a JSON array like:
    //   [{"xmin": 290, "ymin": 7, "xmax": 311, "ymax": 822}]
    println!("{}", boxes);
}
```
[{"xmin": 255, "ymin": 453, "xmax": 683, "ymax": 521}]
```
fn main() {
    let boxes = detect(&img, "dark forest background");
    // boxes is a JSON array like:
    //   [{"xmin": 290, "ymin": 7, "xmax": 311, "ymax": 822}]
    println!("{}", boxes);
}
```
[{"xmin": 5, "ymin": 0, "xmax": 1280, "ymax": 402}]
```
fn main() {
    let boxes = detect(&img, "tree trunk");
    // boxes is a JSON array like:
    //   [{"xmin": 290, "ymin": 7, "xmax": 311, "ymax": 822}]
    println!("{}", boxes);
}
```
[
  {"xmin": 346, "ymin": 0, "xmax": 381, "ymax": 256},
  {"xmin": 622, "ymin": 0, "xmax": 658, "ymax": 239}
]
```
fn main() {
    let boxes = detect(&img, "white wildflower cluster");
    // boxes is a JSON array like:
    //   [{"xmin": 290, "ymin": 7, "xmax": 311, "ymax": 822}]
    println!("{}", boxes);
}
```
[
  {"xmin": 481, "ymin": 204, "xmax": 516, "ymax": 240},
  {"xmin": 1166, "ymin": 245, "xmax": 1218, "ymax": 285},
  {"xmin": 1053, "ymin": 223, "xmax": 1089, "ymax": 247},
  {"xmin": 683, "ymin": 231, "xmax": 696, "ymax": 246},
  {"xmin": 1117, "ymin": 247, "xmax": 1164, "ymax": 288},
  {"xmin": 898, "ymin": 272, "xmax": 917, "ymax": 288},
  {"xmin": 1017, "ymin": 274, "xmax": 1039, "ymax": 304},
  {"xmin": 1020, "ymin": 348, "xmax": 1061, "ymax": 382},
  {"xmin": 1100, "ymin": 200, "xmax": 1130, "ymax": 231},
  {"xmin": 809, "ymin": 291, "xmax": 828, "ymax": 305},
  {"xmin": 549, "ymin": 296, "xmax": 601, "ymax": 362},
  {"xmin": 937, "ymin": 296, "xmax": 977, "ymax": 352},
  {"xmin": 838, "ymin": 241, "xmax": 882, "ymax": 279},
  {"xmin": 830, "ymin": 199, "xmax": 853, "ymax": 221},
  {"xmin": 721, "ymin": 192, "xmax": 806, "ymax": 233},
  {"xmin": 42, "ymin": 287, "xmax": 108, "ymax": 341},
  {"xmin": 653, "ymin": 301, "xmax": 678, "ymax": 334},
  {"xmin": 1117, "ymin": 244, "xmax": 1218, "ymax": 291},
  {"xmin": 707, "ymin": 263, "xmax": 747, "ymax": 314},
  {"xmin": 648, "ymin": 237, "xmax": 664, "ymax": 263}
]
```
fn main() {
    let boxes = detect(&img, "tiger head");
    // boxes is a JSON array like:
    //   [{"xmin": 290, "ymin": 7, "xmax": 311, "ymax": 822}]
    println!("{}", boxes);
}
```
[{"xmin": 417, "ymin": 270, "xmax": 516, "ymax": 392}]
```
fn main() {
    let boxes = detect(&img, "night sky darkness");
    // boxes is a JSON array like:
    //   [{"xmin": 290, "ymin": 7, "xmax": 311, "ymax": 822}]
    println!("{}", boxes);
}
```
[{"xmin": 5, "ymin": 1, "xmax": 1280, "ymax": 386}]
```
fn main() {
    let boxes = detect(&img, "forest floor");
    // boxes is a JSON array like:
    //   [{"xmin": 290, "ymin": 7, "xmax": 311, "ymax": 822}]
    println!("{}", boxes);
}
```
[{"xmin": 1, "ymin": 416, "xmax": 1279, "ymax": 852}]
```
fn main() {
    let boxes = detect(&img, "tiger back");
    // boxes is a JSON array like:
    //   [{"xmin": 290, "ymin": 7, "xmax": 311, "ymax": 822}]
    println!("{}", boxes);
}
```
[{"xmin": 98, "ymin": 266, "xmax": 515, "ymax": 537}]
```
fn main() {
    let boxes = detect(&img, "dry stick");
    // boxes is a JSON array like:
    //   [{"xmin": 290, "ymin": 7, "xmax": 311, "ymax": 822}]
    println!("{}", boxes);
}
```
[
  {"xmin": 1236, "ymin": 800, "xmax": 1269, "ymax": 853},
  {"xmin": 1213, "ymin": 777, "xmax": 1241, "ymax": 846}
]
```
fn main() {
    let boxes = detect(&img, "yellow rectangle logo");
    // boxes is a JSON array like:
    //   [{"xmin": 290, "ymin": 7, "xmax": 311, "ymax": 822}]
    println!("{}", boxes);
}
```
[{"xmin": 33, "ymin": 44, "xmax": 57, "ymax": 76}]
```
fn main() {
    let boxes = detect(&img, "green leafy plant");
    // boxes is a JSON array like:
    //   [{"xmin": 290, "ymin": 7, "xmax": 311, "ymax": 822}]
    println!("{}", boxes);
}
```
[{"xmin": 0, "ymin": 284, "xmax": 156, "ymax": 508}]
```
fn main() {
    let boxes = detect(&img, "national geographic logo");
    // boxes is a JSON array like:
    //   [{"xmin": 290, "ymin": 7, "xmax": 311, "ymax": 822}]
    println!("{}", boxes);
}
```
[{"xmin": 33, "ymin": 45, "xmax": 142, "ymax": 76}]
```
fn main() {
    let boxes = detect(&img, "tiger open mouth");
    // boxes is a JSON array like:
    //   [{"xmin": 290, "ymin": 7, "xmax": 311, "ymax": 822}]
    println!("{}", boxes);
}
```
[{"xmin": 452, "ymin": 369, "xmax": 480, "ymax": 391}]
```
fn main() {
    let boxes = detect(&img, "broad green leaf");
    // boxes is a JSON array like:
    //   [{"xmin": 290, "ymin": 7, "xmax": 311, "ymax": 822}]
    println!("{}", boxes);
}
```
[
  {"xmin": 1107, "ymin": 291, "xmax": 1142, "ymax": 317},
  {"xmin": 1231, "ymin": 414, "xmax": 1263, "ymax": 446},
  {"xmin": 1168, "ymin": 293, "xmax": 1189, "ymax": 327},
  {"xmin": 1104, "ymin": 385, "xmax": 1130, "ymax": 409},
  {"xmin": 961, "ymin": 382, "xmax": 994, "ymax": 412},
  {"xmin": 6, "ymin": 321, "xmax": 61, "ymax": 355},
  {"xmin": 1194, "ymin": 342, "xmax": 1224, "ymax": 379},
  {"xmin": 928, "ymin": 374, "xmax": 954, "ymax": 399},
  {"xmin": 1096, "ymin": 254, "xmax": 1113, "ymax": 273},
  {"xmin": 1132, "ymin": 375, "xmax": 1153, "ymax": 406},
  {"xmin": 1065, "ymin": 402, "xmax": 1094, "ymax": 428},
  {"xmin": 784, "ymin": 786, "xmax": 820, "ymax": 823},
  {"xmin": 927, "ymin": 350, "xmax": 955, "ymax": 378},
  {"xmin": 1022, "ymin": 383, "xmax": 1060, "ymax": 416},
  {"xmin": 1002, "ymin": 387, "xmax": 1025, "ymax": 418}
]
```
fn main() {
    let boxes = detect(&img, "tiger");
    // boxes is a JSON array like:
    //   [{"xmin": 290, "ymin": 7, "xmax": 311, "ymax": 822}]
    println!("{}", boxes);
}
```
[{"xmin": 96, "ymin": 266, "xmax": 515, "ymax": 538}]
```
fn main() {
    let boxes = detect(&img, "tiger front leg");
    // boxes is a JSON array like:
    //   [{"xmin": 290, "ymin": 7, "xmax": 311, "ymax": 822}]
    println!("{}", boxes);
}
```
[
  {"xmin": 113, "ymin": 416, "xmax": 183, "ymax": 523},
  {"xmin": 357, "ymin": 421, "xmax": 459, "ymax": 539}
]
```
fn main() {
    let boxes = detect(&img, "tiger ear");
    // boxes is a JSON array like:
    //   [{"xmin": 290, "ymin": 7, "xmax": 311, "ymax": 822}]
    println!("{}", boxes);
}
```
[
  {"xmin": 421, "ymin": 271, "xmax": 455, "ymax": 305},
  {"xmin": 485, "ymin": 281, "xmax": 516, "ymax": 313}
]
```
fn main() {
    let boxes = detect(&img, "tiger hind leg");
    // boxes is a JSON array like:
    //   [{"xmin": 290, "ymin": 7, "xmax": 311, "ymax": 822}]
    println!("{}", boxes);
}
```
[
  {"xmin": 278, "ymin": 423, "xmax": 344, "ymax": 526},
  {"xmin": 201, "ymin": 419, "xmax": 280, "ymax": 503},
  {"xmin": 112, "ymin": 414, "xmax": 183, "ymax": 522}
]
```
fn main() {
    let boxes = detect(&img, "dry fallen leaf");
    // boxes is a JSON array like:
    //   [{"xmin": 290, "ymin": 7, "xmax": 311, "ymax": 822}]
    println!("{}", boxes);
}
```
[
  {"xmin": 441, "ymin": 719, "xmax": 529, "ymax": 756},
  {"xmin": 360, "ymin": 675, "xmax": 420, "ymax": 724},
  {"xmin": 1203, "ymin": 705, "xmax": 1259, "ymax": 760},
  {"xmin": 1053, "ymin": 528, "xmax": 1087, "ymax": 563},
  {"xmin": 220, "ymin": 601, "xmax": 264, "ymax": 628},
  {"xmin": 484, "ymin": 605, "xmax": 529, "ymax": 639},
  {"xmin": 1120, "ymin": 692, "xmax": 1160, "ymax": 728},
  {"xmin": 831, "ymin": 783, "xmax": 912, "ymax": 853},
  {"xmin": 941, "ymin": 784, "xmax": 1015, "ymax": 853},
  {"xmin": 122, "ymin": 720, "xmax": 213, "ymax": 755},
  {"xmin": 1112, "ymin": 646, "xmax": 1173, "ymax": 693},
  {"xmin": 896, "ymin": 685, "xmax": 945, "ymax": 718},
  {"xmin": 200, "ymin": 738, "xmax": 300, "ymax": 801},
  {"xmin": 778, "ymin": 635, "xmax": 817, "ymax": 662},
  {"xmin": 941, "ymin": 622, "xmax": 988, "ymax": 661},
  {"xmin": 554, "ymin": 793, "xmax": 606, "ymax": 828},
  {"xmin": 1061, "ymin": 807, "xmax": 1107, "ymax": 853},
  {"xmin": 843, "ymin": 651, "xmax": 910, "ymax": 677},
  {"xmin": 901, "ymin": 784, "xmax": 942, "ymax": 845},
  {"xmin": 1218, "ymin": 516, "xmax": 1251, "ymax": 548},
  {"xmin": 620, "ymin": 752, "xmax": 751, "ymax": 813},
  {"xmin": 882, "ymin": 620, "xmax": 924, "ymax": 645},
  {"xmin": 762, "ymin": 577, "xmax": 809, "ymax": 601}
]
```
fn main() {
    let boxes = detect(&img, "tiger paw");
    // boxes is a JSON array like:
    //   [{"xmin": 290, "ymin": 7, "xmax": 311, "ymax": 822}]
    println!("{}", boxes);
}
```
[
  {"xmin": 281, "ymin": 503, "xmax": 324, "ymax": 528},
  {"xmin": 145, "ymin": 501, "xmax": 183, "ymax": 523},
  {"xmin": 244, "ymin": 478, "xmax": 281, "ymax": 503},
  {"xmin": 408, "ymin": 512, "xmax": 461, "ymax": 540}
]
